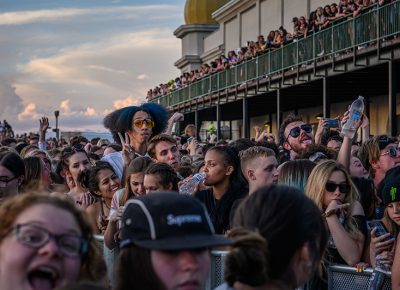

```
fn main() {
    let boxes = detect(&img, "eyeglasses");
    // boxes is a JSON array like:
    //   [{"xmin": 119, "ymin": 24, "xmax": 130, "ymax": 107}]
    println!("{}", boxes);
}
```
[
  {"xmin": 133, "ymin": 119, "xmax": 154, "ymax": 129},
  {"xmin": 381, "ymin": 147, "xmax": 400, "ymax": 158},
  {"xmin": 12, "ymin": 223, "xmax": 89, "ymax": 258},
  {"xmin": 0, "ymin": 175, "xmax": 19, "ymax": 188},
  {"xmin": 286, "ymin": 124, "xmax": 312, "ymax": 139},
  {"xmin": 325, "ymin": 182, "xmax": 350, "ymax": 194}
]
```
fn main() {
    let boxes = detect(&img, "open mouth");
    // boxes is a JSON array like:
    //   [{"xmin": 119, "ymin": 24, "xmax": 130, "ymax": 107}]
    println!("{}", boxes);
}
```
[{"xmin": 28, "ymin": 267, "xmax": 59, "ymax": 290}]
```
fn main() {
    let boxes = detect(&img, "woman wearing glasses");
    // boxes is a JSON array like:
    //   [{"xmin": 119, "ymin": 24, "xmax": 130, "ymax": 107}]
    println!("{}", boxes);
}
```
[
  {"xmin": 305, "ymin": 160, "xmax": 366, "ymax": 266},
  {"xmin": 103, "ymin": 103, "xmax": 168, "ymax": 158},
  {"xmin": 0, "ymin": 151, "xmax": 25, "ymax": 202},
  {"xmin": 60, "ymin": 145, "xmax": 94, "ymax": 209},
  {"xmin": 0, "ymin": 193, "xmax": 105, "ymax": 290}
]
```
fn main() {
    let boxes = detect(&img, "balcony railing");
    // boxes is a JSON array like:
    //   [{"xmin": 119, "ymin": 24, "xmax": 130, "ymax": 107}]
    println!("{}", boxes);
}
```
[{"xmin": 153, "ymin": 1, "xmax": 400, "ymax": 108}]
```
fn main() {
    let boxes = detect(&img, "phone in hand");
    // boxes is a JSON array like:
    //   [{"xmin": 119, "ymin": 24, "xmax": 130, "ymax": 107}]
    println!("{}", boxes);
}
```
[
  {"xmin": 367, "ymin": 220, "xmax": 393, "ymax": 239},
  {"xmin": 325, "ymin": 118, "xmax": 340, "ymax": 129}
]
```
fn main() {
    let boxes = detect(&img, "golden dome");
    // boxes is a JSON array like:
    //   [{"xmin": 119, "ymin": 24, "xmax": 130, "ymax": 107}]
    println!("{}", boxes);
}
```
[{"xmin": 184, "ymin": 0, "xmax": 229, "ymax": 24}]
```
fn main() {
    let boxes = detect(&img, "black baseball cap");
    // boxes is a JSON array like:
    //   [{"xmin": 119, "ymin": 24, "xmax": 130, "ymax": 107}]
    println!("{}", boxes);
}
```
[
  {"xmin": 379, "ymin": 167, "xmax": 400, "ymax": 207},
  {"xmin": 120, "ymin": 192, "xmax": 232, "ymax": 250}
]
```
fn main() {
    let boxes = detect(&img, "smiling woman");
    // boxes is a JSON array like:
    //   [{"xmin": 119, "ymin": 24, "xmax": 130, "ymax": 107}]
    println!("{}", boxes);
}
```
[{"xmin": 0, "ymin": 193, "xmax": 106, "ymax": 290}]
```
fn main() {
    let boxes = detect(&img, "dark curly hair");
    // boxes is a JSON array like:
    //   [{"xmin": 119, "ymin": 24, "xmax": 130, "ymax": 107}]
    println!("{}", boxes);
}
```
[{"xmin": 103, "ymin": 103, "xmax": 169, "ymax": 144}]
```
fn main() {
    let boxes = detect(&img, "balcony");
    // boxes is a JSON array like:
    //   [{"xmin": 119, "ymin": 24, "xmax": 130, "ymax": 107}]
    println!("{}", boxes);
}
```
[{"xmin": 151, "ymin": 1, "xmax": 400, "ymax": 111}]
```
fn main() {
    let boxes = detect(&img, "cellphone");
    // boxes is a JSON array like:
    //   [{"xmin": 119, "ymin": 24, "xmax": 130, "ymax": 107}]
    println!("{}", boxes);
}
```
[
  {"xmin": 367, "ymin": 220, "xmax": 393, "ymax": 239},
  {"xmin": 325, "ymin": 118, "xmax": 340, "ymax": 129}
]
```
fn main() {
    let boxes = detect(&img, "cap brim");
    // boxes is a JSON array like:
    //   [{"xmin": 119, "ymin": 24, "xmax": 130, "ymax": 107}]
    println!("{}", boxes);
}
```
[{"xmin": 131, "ymin": 234, "xmax": 232, "ymax": 250}]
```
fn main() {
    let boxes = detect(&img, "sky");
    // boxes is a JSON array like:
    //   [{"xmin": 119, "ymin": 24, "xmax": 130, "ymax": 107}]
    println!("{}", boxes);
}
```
[{"xmin": 0, "ymin": 0, "xmax": 185, "ymax": 134}]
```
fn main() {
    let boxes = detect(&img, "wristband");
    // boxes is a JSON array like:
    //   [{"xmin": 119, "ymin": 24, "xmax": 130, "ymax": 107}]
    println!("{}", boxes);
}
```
[{"xmin": 323, "ymin": 208, "xmax": 338, "ymax": 218}]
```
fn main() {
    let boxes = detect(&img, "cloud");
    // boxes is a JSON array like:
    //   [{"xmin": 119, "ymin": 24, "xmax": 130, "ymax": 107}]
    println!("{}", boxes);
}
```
[
  {"xmin": 113, "ymin": 95, "xmax": 142, "ymax": 109},
  {"xmin": 60, "ymin": 99, "xmax": 72, "ymax": 114},
  {"xmin": 0, "ymin": 80, "xmax": 25, "ymax": 120},
  {"xmin": 137, "ymin": 74, "xmax": 149, "ymax": 81},
  {"xmin": 17, "ymin": 103, "xmax": 40, "ymax": 121},
  {"xmin": 0, "ymin": 5, "xmax": 179, "ymax": 26},
  {"xmin": 84, "ymin": 107, "xmax": 97, "ymax": 117},
  {"xmin": 22, "ymin": 29, "xmax": 180, "ymax": 91}
]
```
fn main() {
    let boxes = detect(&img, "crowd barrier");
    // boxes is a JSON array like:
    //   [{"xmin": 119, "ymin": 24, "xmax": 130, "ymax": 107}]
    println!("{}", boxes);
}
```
[{"xmin": 93, "ymin": 237, "xmax": 392, "ymax": 290}]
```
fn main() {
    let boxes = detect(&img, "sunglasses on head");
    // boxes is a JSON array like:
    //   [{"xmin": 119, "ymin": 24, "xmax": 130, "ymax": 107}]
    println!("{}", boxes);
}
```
[
  {"xmin": 381, "ymin": 147, "xmax": 399, "ymax": 158},
  {"xmin": 325, "ymin": 182, "xmax": 350, "ymax": 194},
  {"xmin": 287, "ymin": 124, "xmax": 312, "ymax": 139},
  {"xmin": 133, "ymin": 118, "xmax": 154, "ymax": 129},
  {"xmin": 62, "ymin": 144, "xmax": 85, "ymax": 156}
]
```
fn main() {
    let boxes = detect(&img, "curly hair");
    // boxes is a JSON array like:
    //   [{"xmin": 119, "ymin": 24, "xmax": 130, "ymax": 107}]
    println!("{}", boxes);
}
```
[{"xmin": 103, "ymin": 103, "xmax": 168, "ymax": 144}]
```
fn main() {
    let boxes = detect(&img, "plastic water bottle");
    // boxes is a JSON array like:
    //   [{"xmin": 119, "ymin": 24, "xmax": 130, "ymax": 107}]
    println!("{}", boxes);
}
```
[
  {"xmin": 179, "ymin": 172, "xmax": 205, "ymax": 195},
  {"xmin": 341, "ymin": 96, "xmax": 364, "ymax": 139}
]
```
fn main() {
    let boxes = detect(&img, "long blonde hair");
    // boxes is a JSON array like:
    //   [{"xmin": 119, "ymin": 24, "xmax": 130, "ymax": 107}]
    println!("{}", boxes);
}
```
[{"xmin": 305, "ymin": 160, "xmax": 361, "ymax": 237}]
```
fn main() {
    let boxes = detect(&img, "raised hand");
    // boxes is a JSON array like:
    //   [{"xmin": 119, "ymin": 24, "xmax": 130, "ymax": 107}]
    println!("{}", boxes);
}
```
[
  {"xmin": 118, "ymin": 132, "xmax": 136, "ymax": 165},
  {"xmin": 39, "ymin": 117, "xmax": 49, "ymax": 133}
]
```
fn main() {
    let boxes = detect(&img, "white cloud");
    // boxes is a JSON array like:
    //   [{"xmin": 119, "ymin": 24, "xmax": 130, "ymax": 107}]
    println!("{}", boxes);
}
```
[
  {"xmin": 113, "ymin": 95, "xmax": 141, "ymax": 109},
  {"xmin": 84, "ymin": 107, "xmax": 97, "ymax": 116},
  {"xmin": 0, "ymin": 5, "xmax": 179, "ymax": 26},
  {"xmin": 0, "ymin": 80, "xmax": 25, "ymax": 120},
  {"xmin": 17, "ymin": 103, "xmax": 40, "ymax": 121},
  {"xmin": 60, "ymin": 99, "xmax": 71, "ymax": 114},
  {"xmin": 137, "ymin": 74, "xmax": 149, "ymax": 81}
]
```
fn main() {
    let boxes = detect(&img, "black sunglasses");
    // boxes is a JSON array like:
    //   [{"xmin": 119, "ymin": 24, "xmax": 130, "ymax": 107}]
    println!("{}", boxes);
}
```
[
  {"xmin": 325, "ymin": 182, "xmax": 350, "ymax": 194},
  {"xmin": 381, "ymin": 147, "xmax": 399, "ymax": 158},
  {"xmin": 61, "ymin": 144, "xmax": 85, "ymax": 157},
  {"xmin": 287, "ymin": 124, "xmax": 312, "ymax": 139}
]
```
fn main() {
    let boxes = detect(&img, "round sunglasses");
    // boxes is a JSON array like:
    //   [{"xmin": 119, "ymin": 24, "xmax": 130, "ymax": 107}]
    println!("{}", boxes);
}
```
[{"xmin": 381, "ymin": 147, "xmax": 400, "ymax": 158}]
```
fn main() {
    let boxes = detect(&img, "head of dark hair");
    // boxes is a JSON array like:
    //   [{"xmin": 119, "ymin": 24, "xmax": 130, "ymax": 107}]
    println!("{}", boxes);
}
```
[
  {"xmin": 147, "ymin": 134, "xmax": 177, "ymax": 158},
  {"xmin": 103, "ymin": 103, "xmax": 168, "ymax": 144},
  {"xmin": 1, "ymin": 138, "xmax": 17, "ymax": 147},
  {"xmin": 229, "ymin": 185, "xmax": 327, "ymax": 287},
  {"xmin": 79, "ymin": 161, "xmax": 116, "ymax": 196},
  {"xmin": 106, "ymin": 143, "xmax": 122, "ymax": 152},
  {"xmin": 144, "ymin": 162, "xmax": 179, "ymax": 191},
  {"xmin": 116, "ymin": 247, "xmax": 166, "ymax": 290},
  {"xmin": 229, "ymin": 138, "xmax": 255, "ymax": 153},
  {"xmin": 296, "ymin": 144, "xmax": 337, "ymax": 161},
  {"xmin": 351, "ymin": 177, "xmax": 376, "ymax": 220},
  {"xmin": 278, "ymin": 114, "xmax": 304, "ymax": 145},
  {"xmin": 0, "ymin": 151, "xmax": 25, "ymax": 179}
]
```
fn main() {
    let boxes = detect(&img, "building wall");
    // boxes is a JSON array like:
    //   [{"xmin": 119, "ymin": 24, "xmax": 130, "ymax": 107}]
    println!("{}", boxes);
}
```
[
  {"xmin": 225, "ymin": 16, "xmax": 240, "ymax": 52},
  {"xmin": 204, "ymin": 29, "xmax": 223, "ymax": 54},
  {"xmin": 260, "ymin": 0, "xmax": 282, "ymax": 36},
  {"xmin": 241, "ymin": 5, "xmax": 259, "ymax": 47}
]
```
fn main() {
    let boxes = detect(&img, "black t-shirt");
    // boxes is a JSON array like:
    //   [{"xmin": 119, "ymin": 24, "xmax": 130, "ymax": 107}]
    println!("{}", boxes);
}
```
[{"xmin": 195, "ymin": 188, "xmax": 246, "ymax": 234}]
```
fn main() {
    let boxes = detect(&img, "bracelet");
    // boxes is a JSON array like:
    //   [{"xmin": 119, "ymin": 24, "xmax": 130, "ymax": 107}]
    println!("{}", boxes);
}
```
[{"xmin": 322, "ymin": 209, "xmax": 338, "ymax": 218}]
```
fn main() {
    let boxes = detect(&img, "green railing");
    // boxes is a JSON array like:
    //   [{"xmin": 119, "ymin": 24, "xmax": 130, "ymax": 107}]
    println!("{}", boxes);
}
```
[{"xmin": 153, "ymin": 1, "xmax": 400, "ymax": 107}]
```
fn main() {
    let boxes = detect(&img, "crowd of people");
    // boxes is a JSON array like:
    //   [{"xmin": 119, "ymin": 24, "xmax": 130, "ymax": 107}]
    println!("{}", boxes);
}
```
[
  {"xmin": 1, "ymin": 100, "xmax": 400, "ymax": 290},
  {"xmin": 147, "ymin": 0, "xmax": 395, "ymax": 100}
]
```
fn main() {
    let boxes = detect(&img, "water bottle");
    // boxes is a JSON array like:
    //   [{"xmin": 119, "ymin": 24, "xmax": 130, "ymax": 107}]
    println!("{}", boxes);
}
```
[
  {"xmin": 179, "ymin": 172, "xmax": 205, "ymax": 195},
  {"xmin": 341, "ymin": 96, "xmax": 364, "ymax": 139}
]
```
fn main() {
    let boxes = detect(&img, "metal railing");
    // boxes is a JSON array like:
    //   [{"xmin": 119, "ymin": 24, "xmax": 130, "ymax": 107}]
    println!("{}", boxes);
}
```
[{"xmin": 152, "ymin": 1, "xmax": 400, "ymax": 108}]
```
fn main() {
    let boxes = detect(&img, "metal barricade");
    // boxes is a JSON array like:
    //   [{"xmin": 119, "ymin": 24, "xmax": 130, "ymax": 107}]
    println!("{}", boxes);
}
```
[
  {"xmin": 205, "ymin": 251, "xmax": 228, "ymax": 290},
  {"xmin": 328, "ymin": 264, "xmax": 391, "ymax": 290}
]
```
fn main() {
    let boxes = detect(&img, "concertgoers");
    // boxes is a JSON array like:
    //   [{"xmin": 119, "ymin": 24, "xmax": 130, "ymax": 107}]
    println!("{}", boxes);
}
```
[
  {"xmin": 0, "ymin": 193, "xmax": 105, "ymax": 289},
  {"xmin": 215, "ymin": 185, "xmax": 327, "ymax": 290},
  {"xmin": 0, "ymin": 151, "xmax": 25, "ymax": 202},
  {"xmin": 115, "ymin": 192, "xmax": 232, "ymax": 290}
]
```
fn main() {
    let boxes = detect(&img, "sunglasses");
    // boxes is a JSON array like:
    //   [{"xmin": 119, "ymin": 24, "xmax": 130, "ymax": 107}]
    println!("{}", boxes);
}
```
[
  {"xmin": 133, "ymin": 118, "xmax": 154, "ymax": 129},
  {"xmin": 325, "ymin": 182, "xmax": 350, "ymax": 194},
  {"xmin": 381, "ymin": 147, "xmax": 399, "ymax": 158},
  {"xmin": 61, "ymin": 144, "xmax": 85, "ymax": 156},
  {"xmin": 287, "ymin": 124, "xmax": 312, "ymax": 139}
]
